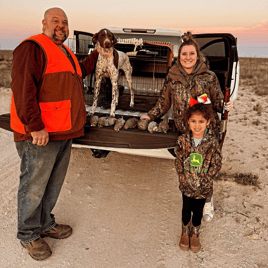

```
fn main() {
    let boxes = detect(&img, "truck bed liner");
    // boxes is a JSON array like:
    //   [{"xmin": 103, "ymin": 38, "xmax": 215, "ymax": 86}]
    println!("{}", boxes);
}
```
[
  {"xmin": 0, "ymin": 113, "xmax": 178, "ymax": 150},
  {"xmin": 74, "ymin": 123, "xmax": 178, "ymax": 149}
]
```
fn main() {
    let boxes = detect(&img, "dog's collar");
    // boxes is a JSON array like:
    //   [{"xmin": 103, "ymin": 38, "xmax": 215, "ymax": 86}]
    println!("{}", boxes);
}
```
[{"xmin": 97, "ymin": 46, "xmax": 113, "ymax": 58}]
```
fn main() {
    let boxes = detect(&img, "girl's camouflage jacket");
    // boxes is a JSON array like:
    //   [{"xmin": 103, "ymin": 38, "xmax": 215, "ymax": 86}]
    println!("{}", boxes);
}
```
[{"xmin": 174, "ymin": 130, "xmax": 222, "ymax": 199}]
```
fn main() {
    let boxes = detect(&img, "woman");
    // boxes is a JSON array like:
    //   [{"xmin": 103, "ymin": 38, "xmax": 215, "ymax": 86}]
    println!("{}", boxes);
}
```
[
  {"xmin": 141, "ymin": 31, "xmax": 232, "ymax": 136},
  {"xmin": 141, "ymin": 31, "xmax": 232, "ymax": 222}
]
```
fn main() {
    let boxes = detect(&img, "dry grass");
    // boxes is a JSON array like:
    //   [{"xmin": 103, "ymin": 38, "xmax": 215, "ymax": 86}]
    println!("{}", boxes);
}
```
[
  {"xmin": 217, "ymin": 171, "xmax": 260, "ymax": 188},
  {"xmin": 0, "ymin": 50, "xmax": 13, "ymax": 87},
  {"xmin": 0, "ymin": 51, "xmax": 268, "ymax": 94},
  {"xmin": 0, "ymin": 50, "xmax": 13, "ymax": 61},
  {"xmin": 239, "ymin": 57, "xmax": 268, "ymax": 96},
  {"xmin": 253, "ymin": 102, "xmax": 263, "ymax": 115},
  {"xmin": 0, "ymin": 70, "xmax": 11, "ymax": 88}
]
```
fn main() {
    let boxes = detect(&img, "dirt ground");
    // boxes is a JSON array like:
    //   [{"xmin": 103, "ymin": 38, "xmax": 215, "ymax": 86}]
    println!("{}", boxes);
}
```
[{"xmin": 0, "ymin": 85, "xmax": 267, "ymax": 268}]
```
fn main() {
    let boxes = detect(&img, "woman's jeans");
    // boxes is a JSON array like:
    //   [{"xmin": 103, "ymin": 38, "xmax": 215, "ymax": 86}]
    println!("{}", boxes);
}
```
[
  {"xmin": 182, "ymin": 194, "xmax": 206, "ymax": 227},
  {"xmin": 15, "ymin": 139, "xmax": 72, "ymax": 243}
]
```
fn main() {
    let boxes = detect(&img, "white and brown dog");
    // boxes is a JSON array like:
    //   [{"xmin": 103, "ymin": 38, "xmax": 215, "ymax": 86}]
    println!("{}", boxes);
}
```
[{"xmin": 89, "ymin": 28, "xmax": 134, "ymax": 117}]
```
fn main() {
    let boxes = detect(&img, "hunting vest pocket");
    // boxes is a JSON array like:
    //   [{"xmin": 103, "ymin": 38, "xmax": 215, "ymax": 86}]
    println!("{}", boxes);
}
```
[{"xmin": 39, "ymin": 100, "xmax": 72, "ymax": 132}]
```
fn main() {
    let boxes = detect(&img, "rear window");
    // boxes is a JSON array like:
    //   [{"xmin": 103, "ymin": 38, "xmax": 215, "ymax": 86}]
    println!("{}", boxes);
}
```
[{"xmin": 194, "ymin": 37, "xmax": 226, "ymax": 57}]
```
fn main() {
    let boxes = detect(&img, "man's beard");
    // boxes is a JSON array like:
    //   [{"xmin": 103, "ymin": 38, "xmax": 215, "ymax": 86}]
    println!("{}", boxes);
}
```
[{"xmin": 53, "ymin": 30, "xmax": 67, "ymax": 43}]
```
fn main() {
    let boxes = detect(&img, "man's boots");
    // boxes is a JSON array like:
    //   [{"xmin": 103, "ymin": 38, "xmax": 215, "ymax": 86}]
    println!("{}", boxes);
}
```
[
  {"xmin": 189, "ymin": 223, "xmax": 201, "ymax": 252},
  {"xmin": 20, "ymin": 237, "xmax": 52, "ymax": 261},
  {"xmin": 179, "ymin": 221, "xmax": 190, "ymax": 251}
]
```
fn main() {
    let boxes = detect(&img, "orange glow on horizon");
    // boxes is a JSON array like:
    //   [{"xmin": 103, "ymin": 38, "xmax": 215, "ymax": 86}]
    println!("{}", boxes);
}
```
[{"xmin": 176, "ymin": 21, "xmax": 268, "ymax": 47}]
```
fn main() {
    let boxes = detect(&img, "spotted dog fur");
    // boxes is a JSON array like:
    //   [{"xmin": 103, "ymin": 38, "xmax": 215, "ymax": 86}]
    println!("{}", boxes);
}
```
[{"xmin": 89, "ymin": 28, "xmax": 134, "ymax": 117}]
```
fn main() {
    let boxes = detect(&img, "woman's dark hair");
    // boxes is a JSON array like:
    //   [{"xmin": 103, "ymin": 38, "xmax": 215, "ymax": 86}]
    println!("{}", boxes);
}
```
[
  {"xmin": 184, "ymin": 103, "xmax": 216, "ymax": 131},
  {"xmin": 178, "ymin": 31, "xmax": 202, "ymax": 65}
]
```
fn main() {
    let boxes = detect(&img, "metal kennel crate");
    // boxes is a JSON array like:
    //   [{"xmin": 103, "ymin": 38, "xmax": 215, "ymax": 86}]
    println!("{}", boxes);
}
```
[{"xmin": 83, "ymin": 40, "xmax": 174, "ymax": 112}]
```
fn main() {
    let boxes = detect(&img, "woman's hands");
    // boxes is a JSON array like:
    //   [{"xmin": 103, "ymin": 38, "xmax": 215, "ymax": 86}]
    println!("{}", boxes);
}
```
[
  {"xmin": 140, "ymin": 115, "xmax": 150, "ymax": 121},
  {"xmin": 222, "ymin": 100, "xmax": 233, "ymax": 112},
  {"xmin": 225, "ymin": 101, "xmax": 233, "ymax": 112}
]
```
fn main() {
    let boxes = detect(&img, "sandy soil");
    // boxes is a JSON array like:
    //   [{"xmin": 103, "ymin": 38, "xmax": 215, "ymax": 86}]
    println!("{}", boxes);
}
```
[{"xmin": 0, "ymin": 86, "xmax": 267, "ymax": 268}]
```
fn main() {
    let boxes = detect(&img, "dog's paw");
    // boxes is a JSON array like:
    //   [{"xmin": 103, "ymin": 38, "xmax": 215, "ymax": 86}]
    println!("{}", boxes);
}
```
[{"xmin": 129, "ymin": 102, "xmax": 134, "ymax": 107}]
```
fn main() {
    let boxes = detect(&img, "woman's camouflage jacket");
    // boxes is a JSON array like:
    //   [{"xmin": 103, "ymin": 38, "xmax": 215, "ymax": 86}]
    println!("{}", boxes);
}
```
[
  {"xmin": 147, "ymin": 60, "xmax": 224, "ymax": 135},
  {"xmin": 174, "ymin": 130, "xmax": 222, "ymax": 199}
]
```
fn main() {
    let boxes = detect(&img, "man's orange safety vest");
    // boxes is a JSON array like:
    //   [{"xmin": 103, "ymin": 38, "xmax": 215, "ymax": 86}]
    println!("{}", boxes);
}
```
[{"xmin": 10, "ymin": 34, "xmax": 85, "ymax": 135}]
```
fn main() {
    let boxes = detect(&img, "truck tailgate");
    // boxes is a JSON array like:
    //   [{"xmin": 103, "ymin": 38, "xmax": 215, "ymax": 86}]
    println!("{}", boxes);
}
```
[{"xmin": 73, "ymin": 123, "xmax": 178, "ymax": 149}]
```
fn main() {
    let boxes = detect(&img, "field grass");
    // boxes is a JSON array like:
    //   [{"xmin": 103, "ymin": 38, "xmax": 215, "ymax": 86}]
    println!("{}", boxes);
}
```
[
  {"xmin": 0, "ymin": 49, "xmax": 268, "ymax": 94},
  {"xmin": 0, "ymin": 50, "xmax": 13, "ymax": 60},
  {"xmin": 0, "ymin": 50, "xmax": 13, "ymax": 87},
  {"xmin": 239, "ymin": 57, "xmax": 268, "ymax": 96}
]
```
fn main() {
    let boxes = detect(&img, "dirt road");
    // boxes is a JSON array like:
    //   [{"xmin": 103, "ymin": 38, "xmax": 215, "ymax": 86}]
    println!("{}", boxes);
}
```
[{"xmin": 0, "ymin": 87, "xmax": 268, "ymax": 268}]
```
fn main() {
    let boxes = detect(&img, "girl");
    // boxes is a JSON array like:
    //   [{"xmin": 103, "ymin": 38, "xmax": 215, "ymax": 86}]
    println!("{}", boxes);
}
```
[{"xmin": 174, "ymin": 99, "xmax": 222, "ymax": 252}]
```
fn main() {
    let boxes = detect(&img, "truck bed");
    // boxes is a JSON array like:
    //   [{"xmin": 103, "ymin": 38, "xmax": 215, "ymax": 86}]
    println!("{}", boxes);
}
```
[{"xmin": 0, "ymin": 113, "xmax": 178, "ymax": 150}]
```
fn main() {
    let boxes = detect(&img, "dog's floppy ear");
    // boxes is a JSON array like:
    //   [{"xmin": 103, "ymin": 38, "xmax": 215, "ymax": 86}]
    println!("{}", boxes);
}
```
[
  {"xmin": 92, "ymin": 33, "xmax": 98, "ymax": 44},
  {"xmin": 112, "ymin": 34, "xmax": 117, "ymax": 45}
]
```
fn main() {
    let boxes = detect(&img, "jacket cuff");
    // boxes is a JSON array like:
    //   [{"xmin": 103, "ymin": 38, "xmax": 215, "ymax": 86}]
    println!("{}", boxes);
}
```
[
  {"xmin": 26, "ymin": 120, "xmax": 46, "ymax": 133},
  {"xmin": 148, "ymin": 114, "xmax": 155, "ymax": 121}
]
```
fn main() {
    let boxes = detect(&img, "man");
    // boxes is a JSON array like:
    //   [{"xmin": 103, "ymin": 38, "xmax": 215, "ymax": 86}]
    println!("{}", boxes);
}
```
[{"xmin": 10, "ymin": 7, "xmax": 98, "ymax": 261}]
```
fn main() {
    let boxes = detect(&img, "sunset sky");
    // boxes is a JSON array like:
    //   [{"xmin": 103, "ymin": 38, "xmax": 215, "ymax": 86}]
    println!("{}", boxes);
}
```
[{"xmin": 1, "ymin": 0, "xmax": 267, "ymax": 57}]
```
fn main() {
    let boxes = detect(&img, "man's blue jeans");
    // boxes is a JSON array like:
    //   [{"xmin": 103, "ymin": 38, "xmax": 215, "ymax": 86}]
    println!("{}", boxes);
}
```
[{"xmin": 15, "ymin": 139, "xmax": 72, "ymax": 243}]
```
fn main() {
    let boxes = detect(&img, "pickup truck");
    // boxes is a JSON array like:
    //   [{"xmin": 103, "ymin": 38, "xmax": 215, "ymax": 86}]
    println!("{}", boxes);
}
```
[
  {"xmin": 0, "ymin": 28, "xmax": 239, "ymax": 159},
  {"xmin": 68, "ymin": 27, "xmax": 239, "ymax": 159}
]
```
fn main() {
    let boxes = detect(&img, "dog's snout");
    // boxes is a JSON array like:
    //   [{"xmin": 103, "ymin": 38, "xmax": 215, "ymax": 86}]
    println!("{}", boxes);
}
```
[{"xmin": 104, "ymin": 39, "xmax": 111, "ymax": 48}]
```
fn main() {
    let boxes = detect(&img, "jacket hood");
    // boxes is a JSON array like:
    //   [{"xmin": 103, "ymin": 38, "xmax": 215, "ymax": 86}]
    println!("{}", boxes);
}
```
[{"xmin": 168, "ymin": 57, "xmax": 209, "ymax": 86}]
